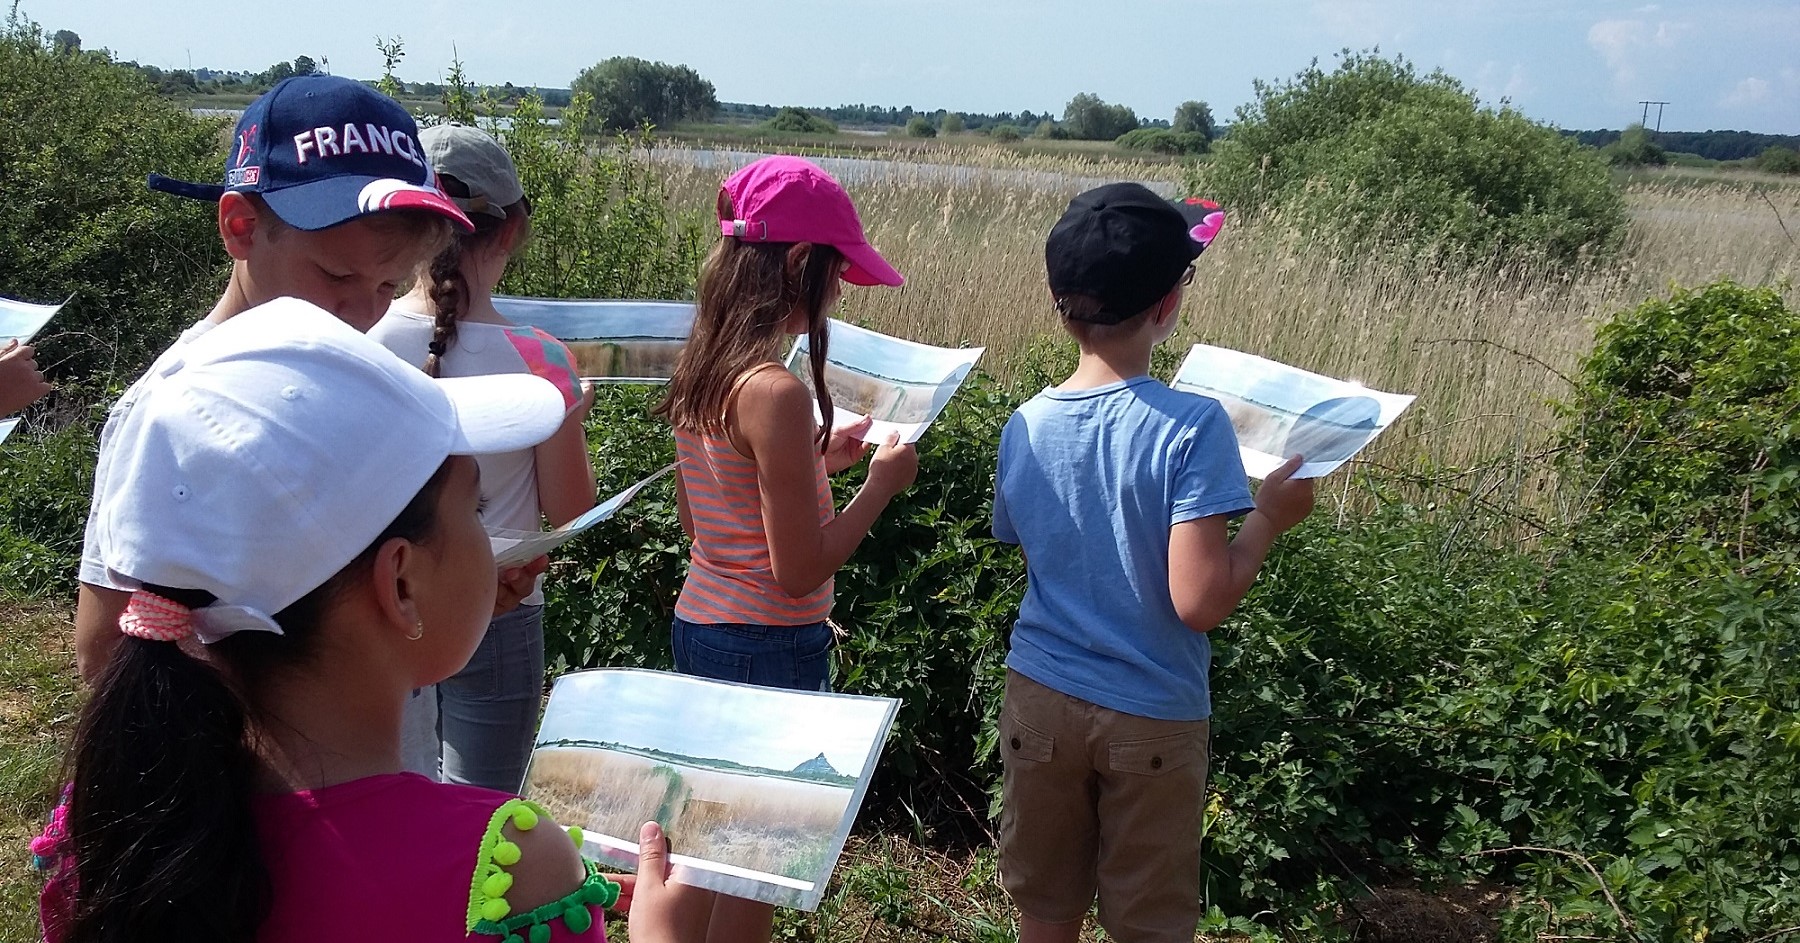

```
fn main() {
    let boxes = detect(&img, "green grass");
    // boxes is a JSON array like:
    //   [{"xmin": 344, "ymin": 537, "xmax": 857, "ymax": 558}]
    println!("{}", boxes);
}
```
[{"xmin": 0, "ymin": 602, "xmax": 78, "ymax": 943}]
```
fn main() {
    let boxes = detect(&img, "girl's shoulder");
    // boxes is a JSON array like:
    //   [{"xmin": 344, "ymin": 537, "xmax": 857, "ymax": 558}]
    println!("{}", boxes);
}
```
[{"xmin": 464, "ymin": 797, "xmax": 620, "ymax": 940}]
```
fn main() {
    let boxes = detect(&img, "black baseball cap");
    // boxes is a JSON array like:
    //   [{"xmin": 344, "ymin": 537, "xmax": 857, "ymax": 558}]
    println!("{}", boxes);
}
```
[{"xmin": 1046, "ymin": 183, "xmax": 1225, "ymax": 324}]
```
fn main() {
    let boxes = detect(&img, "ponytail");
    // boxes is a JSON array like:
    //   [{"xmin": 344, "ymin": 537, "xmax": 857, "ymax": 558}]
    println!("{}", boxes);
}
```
[{"xmin": 66, "ymin": 626, "xmax": 265, "ymax": 943}]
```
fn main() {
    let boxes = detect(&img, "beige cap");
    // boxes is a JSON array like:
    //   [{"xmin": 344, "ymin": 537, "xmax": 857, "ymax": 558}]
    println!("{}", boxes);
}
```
[{"xmin": 419, "ymin": 123, "xmax": 525, "ymax": 219}]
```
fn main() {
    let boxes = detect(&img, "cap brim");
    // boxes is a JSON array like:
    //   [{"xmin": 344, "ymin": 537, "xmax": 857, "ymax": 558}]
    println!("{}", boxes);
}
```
[
  {"xmin": 841, "ymin": 241, "xmax": 904, "ymax": 287},
  {"xmin": 262, "ymin": 175, "xmax": 475, "ymax": 233},
  {"xmin": 1171, "ymin": 197, "xmax": 1225, "ymax": 254},
  {"xmin": 147, "ymin": 173, "xmax": 226, "ymax": 202},
  {"xmin": 437, "ymin": 374, "xmax": 568, "ymax": 455}
]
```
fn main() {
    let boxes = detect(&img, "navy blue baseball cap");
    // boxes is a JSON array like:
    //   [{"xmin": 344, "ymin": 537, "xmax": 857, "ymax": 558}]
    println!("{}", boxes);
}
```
[{"xmin": 148, "ymin": 75, "xmax": 472, "ymax": 232}]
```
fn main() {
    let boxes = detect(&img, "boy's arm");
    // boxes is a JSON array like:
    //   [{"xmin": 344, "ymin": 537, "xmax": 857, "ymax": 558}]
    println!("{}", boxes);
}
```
[{"xmin": 1167, "ymin": 455, "xmax": 1315, "ymax": 633}]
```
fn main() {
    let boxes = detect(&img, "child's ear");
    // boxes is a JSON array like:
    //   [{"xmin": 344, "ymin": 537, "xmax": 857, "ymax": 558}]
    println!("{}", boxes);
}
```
[
  {"xmin": 369, "ymin": 537, "xmax": 424, "ymax": 639},
  {"xmin": 218, "ymin": 193, "xmax": 260, "ymax": 260},
  {"xmin": 785, "ymin": 243, "xmax": 813, "ymax": 281}
]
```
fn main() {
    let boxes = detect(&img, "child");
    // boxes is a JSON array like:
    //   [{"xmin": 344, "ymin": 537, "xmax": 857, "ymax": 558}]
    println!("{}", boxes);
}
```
[
  {"xmin": 0, "ymin": 338, "xmax": 51, "ymax": 415},
  {"xmin": 42, "ymin": 299, "xmax": 698, "ymax": 942},
  {"xmin": 992, "ymin": 184, "xmax": 1316, "ymax": 943},
  {"xmin": 372, "ymin": 122, "xmax": 597, "ymax": 791},
  {"xmin": 652, "ymin": 156, "xmax": 918, "ymax": 943},
  {"xmin": 73, "ymin": 75, "xmax": 541, "ymax": 681}
]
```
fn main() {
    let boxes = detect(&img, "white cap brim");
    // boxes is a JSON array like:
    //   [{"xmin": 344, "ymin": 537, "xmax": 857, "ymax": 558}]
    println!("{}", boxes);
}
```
[{"xmin": 436, "ymin": 374, "xmax": 567, "ymax": 455}]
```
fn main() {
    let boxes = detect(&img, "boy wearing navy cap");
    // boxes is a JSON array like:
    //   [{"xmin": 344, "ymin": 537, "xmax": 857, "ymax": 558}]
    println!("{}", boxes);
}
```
[
  {"xmin": 991, "ymin": 184, "xmax": 1315, "ymax": 943},
  {"xmin": 72, "ymin": 76, "xmax": 502, "ymax": 681}
]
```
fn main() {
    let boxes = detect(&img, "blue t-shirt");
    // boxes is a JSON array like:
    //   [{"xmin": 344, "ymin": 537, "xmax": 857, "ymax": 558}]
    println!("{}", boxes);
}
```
[{"xmin": 993, "ymin": 376, "xmax": 1254, "ymax": 721}]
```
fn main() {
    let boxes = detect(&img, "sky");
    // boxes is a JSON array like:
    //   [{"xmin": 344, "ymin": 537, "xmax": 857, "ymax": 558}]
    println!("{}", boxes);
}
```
[
  {"xmin": 535, "ymin": 670, "xmax": 897, "ymax": 774},
  {"xmin": 35, "ymin": 0, "xmax": 1800, "ymax": 133}
]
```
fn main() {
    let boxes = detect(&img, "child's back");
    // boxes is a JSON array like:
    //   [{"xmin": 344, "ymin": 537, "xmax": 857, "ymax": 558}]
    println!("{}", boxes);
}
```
[
  {"xmin": 994, "ymin": 375, "xmax": 1250, "ymax": 720},
  {"xmin": 991, "ymin": 184, "xmax": 1311, "ymax": 943}
]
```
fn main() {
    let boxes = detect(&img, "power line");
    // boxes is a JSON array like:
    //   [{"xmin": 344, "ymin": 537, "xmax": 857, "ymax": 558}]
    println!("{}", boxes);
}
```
[{"xmin": 1638, "ymin": 100, "xmax": 1670, "ymax": 132}]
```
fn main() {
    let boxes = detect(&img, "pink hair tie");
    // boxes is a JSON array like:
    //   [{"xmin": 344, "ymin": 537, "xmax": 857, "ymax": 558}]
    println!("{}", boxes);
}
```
[{"xmin": 118, "ymin": 591, "xmax": 196, "ymax": 643}]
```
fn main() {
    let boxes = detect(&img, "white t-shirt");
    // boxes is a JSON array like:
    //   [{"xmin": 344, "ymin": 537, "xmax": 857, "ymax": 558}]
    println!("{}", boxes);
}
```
[
  {"xmin": 369, "ymin": 303, "xmax": 583, "ymax": 606},
  {"xmin": 79, "ymin": 320, "xmax": 217, "ymax": 590}
]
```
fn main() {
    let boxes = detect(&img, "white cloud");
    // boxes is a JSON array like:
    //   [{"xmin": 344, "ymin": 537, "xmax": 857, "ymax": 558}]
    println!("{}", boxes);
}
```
[
  {"xmin": 1475, "ymin": 60, "xmax": 1532, "ymax": 105},
  {"xmin": 1587, "ymin": 17, "xmax": 1687, "ymax": 88},
  {"xmin": 1720, "ymin": 76, "xmax": 1772, "ymax": 109}
]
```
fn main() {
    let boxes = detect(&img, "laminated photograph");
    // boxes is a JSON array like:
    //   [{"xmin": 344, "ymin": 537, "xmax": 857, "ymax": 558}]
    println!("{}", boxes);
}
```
[
  {"xmin": 0, "ymin": 418, "xmax": 17, "ymax": 446},
  {"xmin": 786, "ymin": 319, "xmax": 985, "ymax": 444},
  {"xmin": 525, "ymin": 669, "xmax": 900, "ymax": 911},
  {"xmin": 1171, "ymin": 344, "xmax": 1415, "ymax": 479},
  {"xmin": 0, "ymin": 295, "xmax": 65, "ymax": 345},
  {"xmin": 488, "ymin": 463, "xmax": 678, "ymax": 568},
  {"xmin": 493, "ymin": 297, "xmax": 695, "ymax": 383}
]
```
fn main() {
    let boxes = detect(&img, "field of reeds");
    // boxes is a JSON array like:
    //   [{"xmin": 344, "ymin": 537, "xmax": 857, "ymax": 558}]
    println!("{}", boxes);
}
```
[
  {"xmin": 648, "ymin": 146, "xmax": 1800, "ymax": 505},
  {"xmin": 526, "ymin": 747, "xmax": 850, "ymax": 882}
]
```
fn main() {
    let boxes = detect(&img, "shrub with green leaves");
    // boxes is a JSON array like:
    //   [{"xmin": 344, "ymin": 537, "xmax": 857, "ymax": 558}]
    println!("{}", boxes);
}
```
[
  {"xmin": 1115, "ymin": 127, "xmax": 1210, "ymax": 155},
  {"xmin": 762, "ymin": 106, "xmax": 838, "ymax": 135},
  {"xmin": 0, "ymin": 12, "xmax": 226, "ymax": 395},
  {"xmin": 1560, "ymin": 279, "xmax": 1799, "ymax": 578},
  {"xmin": 1196, "ymin": 50, "xmax": 1626, "ymax": 265}
]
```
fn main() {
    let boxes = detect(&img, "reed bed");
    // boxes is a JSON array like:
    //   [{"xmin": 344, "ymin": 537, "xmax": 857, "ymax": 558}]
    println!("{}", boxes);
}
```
[{"xmin": 649, "ymin": 148, "xmax": 1799, "ymax": 495}]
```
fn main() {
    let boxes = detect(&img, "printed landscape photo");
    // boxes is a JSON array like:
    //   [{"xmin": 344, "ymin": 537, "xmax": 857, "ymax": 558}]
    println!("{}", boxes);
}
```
[
  {"xmin": 564, "ymin": 338, "xmax": 687, "ymax": 381},
  {"xmin": 523, "ymin": 669, "xmax": 898, "ymax": 909}
]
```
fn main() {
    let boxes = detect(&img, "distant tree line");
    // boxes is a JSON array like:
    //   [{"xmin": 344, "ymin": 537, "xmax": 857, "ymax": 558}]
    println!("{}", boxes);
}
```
[{"xmin": 1569, "ymin": 128, "xmax": 1800, "ymax": 162}]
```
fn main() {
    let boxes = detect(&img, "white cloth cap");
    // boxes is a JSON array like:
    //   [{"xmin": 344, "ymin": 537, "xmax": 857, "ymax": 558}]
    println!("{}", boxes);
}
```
[{"xmin": 96, "ymin": 297, "xmax": 566, "ymax": 640}]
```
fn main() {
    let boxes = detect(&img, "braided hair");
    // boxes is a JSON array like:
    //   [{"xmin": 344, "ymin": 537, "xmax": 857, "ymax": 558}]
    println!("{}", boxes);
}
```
[{"xmin": 421, "ymin": 174, "xmax": 531, "ymax": 378}]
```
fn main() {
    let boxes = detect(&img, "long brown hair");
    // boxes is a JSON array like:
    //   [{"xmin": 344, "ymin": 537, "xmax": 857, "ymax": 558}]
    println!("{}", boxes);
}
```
[
  {"xmin": 421, "ymin": 175, "xmax": 531, "ymax": 377},
  {"xmin": 653, "ymin": 193, "xmax": 841, "ymax": 451}
]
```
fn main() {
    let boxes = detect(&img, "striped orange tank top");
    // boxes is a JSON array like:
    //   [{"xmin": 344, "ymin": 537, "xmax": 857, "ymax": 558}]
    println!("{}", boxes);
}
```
[{"xmin": 673, "ymin": 367, "xmax": 836, "ymax": 626}]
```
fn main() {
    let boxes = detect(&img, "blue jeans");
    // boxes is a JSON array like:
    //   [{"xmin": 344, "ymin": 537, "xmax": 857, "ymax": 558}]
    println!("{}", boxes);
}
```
[
  {"xmin": 671, "ymin": 616, "xmax": 835, "ymax": 692},
  {"xmin": 438, "ymin": 603, "xmax": 546, "ymax": 792}
]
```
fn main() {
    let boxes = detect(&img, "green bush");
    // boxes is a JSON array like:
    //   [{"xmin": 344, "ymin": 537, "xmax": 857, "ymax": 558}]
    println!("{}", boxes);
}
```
[
  {"xmin": 484, "ymin": 95, "xmax": 704, "ymax": 299},
  {"xmin": 1755, "ymin": 145, "xmax": 1800, "ymax": 175},
  {"xmin": 904, "ymin": 116, "xmax": 936, "ymax": 139},
  {"xmin": 761, "ymin": 106, "xmax": 837, "ymax": 135},
  {"xmin": 1115, "ymin": 127, "xmax": 1210, "ymax": 155},
  {"xmin": 988, "ymin": 124, "xmax": 1022, "ymax": 143},
  {"xmin": 1197, "ymin": 50, "xmax": 1626, "ymax": 265},
  {"xmin": 1560, "ymin": 279, "xmax": 1799, "ymax": 578},
  {"xmin": 0, "ymin": 410, "xmax": 100, "ymax": 598},
  {"xmin": 0, "ymin": 13, "xmax": 227, "ymax": 396},
  {"xmin": 1604, "ymin": 124, "xmax": 1668, "ymax": 167}
]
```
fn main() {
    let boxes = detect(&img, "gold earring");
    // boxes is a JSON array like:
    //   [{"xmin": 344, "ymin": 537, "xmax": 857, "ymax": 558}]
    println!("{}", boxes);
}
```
[{"xmin": 406, "ymin": 618, "xmax": 424, "ymax": 641}]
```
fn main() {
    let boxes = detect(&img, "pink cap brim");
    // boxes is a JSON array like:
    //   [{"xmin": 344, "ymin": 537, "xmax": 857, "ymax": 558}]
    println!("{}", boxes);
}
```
[{"xmin": 841, "ymin": 241, "xmax": 904, "ymax": 287}]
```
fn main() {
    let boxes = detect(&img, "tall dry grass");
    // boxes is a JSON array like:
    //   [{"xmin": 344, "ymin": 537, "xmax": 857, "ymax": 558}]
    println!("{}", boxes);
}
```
[{"xmin": 651, "ymin": 148, "xmax": 1799, "ymax": 500}]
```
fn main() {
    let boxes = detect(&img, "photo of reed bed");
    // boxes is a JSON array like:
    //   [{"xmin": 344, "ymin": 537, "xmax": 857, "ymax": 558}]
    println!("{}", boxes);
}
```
[{"xmin": 527, "ymin": 746, "xmax": 851, "ymax": 883}]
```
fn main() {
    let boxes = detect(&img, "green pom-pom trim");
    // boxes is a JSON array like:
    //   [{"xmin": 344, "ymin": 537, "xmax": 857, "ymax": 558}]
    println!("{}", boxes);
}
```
[
  {"xmin": 504, "ymin": 935, "xmax": 524, "ymax": 943},
  {"xmin": 465, "ymin": 798, "xmax": 555, "ymax": 933},
  {"xmin": 471, "ymin": 861, "xmax": 621, "ymax": 940},
  {"xmin": 564, "ymin": 903, "xmax": 594, "ymax": 934},
  {"xmin": 482, "ymin": 897, "xmax": 511, "ymax": 922},
  {"xmin": 566, "ymin": 825, "xmax": 584, "ymax": 850}
]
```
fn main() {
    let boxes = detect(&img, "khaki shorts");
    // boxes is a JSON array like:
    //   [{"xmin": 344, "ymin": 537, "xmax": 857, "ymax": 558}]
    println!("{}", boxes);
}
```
[{"xmin": 998, "ymin": 669, "xmax": 1211, "ymax": 943}]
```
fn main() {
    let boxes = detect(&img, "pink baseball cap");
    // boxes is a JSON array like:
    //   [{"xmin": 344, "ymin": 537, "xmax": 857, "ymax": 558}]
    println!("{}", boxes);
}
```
[{"xmin": 717, "ymin": 156, "xmax": 903, "ymax": 287}]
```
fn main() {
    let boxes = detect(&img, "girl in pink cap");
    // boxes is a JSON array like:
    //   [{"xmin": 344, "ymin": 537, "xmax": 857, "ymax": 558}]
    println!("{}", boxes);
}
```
[{"xmin": 652, "ymin": 156, "xmax": 918, "ymax": 943}]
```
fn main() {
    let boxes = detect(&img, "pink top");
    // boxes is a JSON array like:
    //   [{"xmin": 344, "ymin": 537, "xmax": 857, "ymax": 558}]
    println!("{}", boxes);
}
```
[{"xmin": 41, "ymin": 773, "xmax": 614, "ymax": 942}]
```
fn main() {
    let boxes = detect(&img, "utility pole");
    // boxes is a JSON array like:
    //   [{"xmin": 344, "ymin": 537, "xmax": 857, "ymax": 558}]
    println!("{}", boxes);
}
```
[{"xmin": 1638, "ymin": 100, "xmax": 1670, "ymax": 132}]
